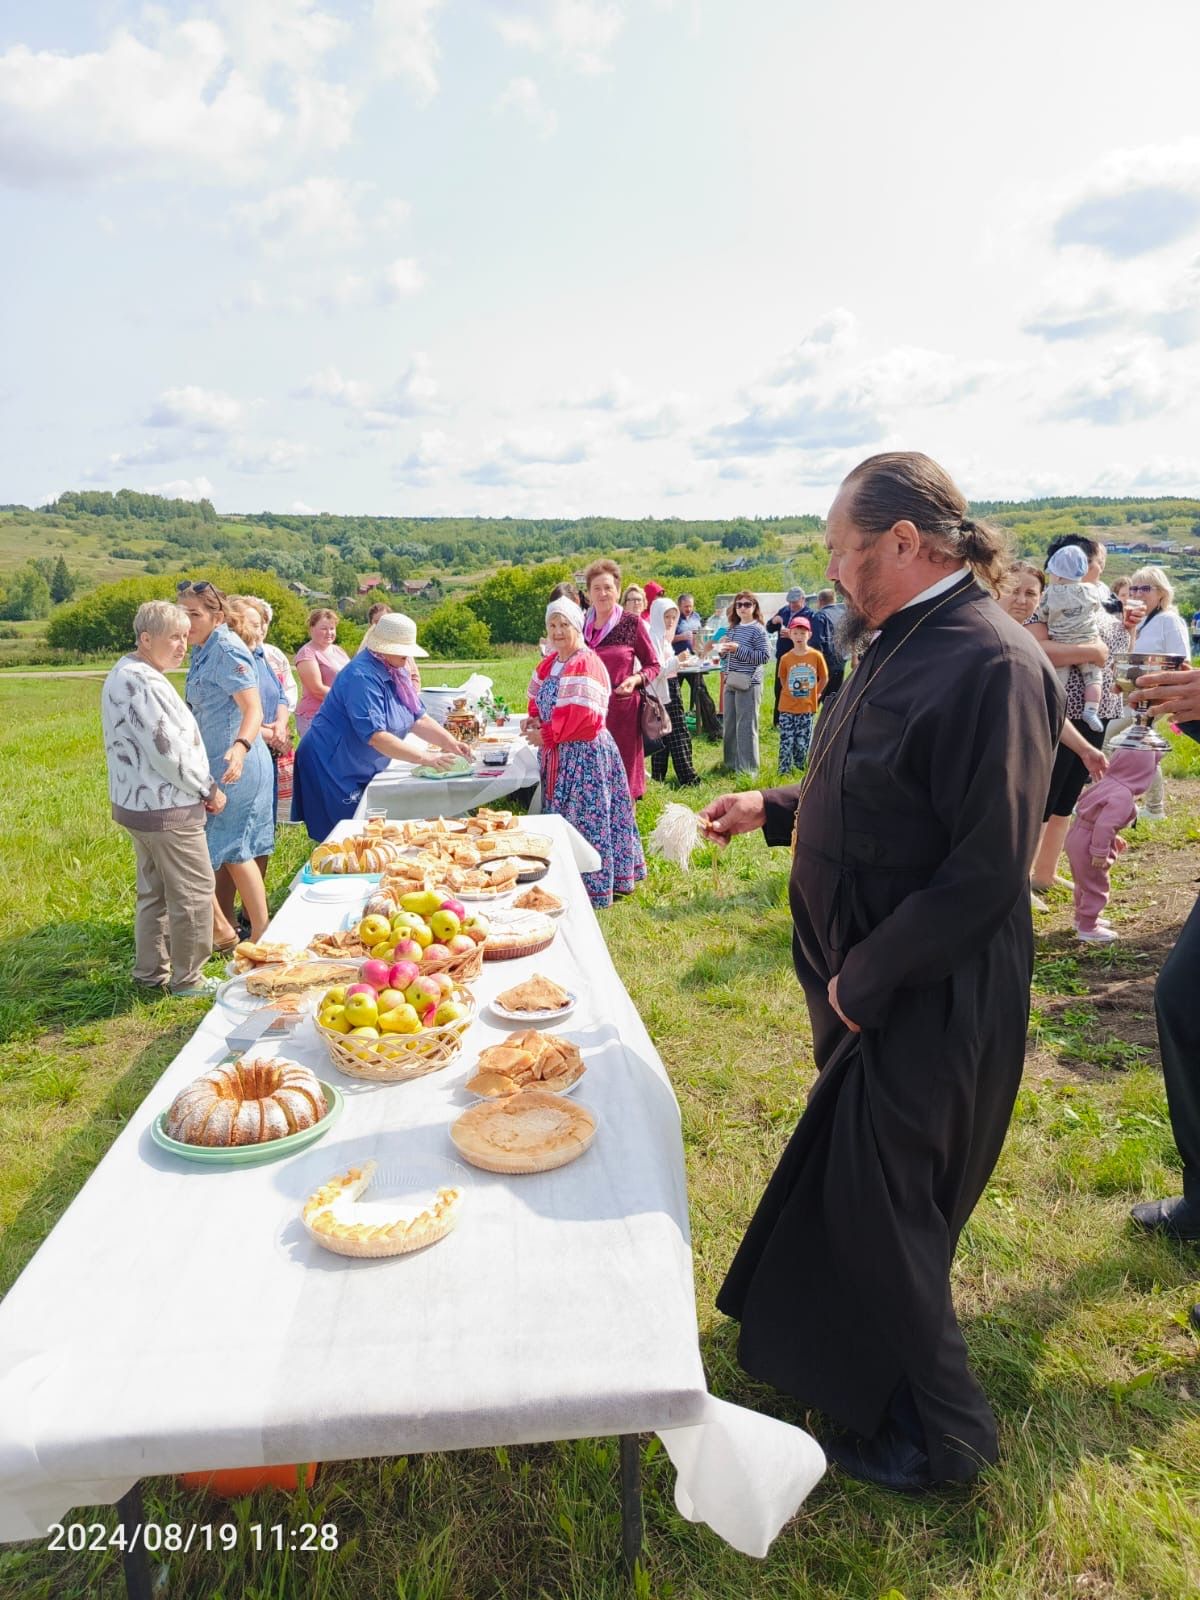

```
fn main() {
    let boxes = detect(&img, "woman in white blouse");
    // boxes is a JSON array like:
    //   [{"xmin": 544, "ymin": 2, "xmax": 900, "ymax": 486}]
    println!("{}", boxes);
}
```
[{"xmin": 1102, "ymin": 566, "xmax": 1191, "ymax": 820}]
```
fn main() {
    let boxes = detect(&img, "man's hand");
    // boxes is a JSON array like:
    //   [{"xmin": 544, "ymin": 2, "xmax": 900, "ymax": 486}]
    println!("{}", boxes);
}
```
[
  {"xmin": 828, "ymin": 974, "xmax": 860, "ymax": 1033},
  {"xmin": 1129, "ymin": 666, "xmax": 1200, "ymax": 721},
  {"xmin": 205, "ymin": 788, "xmax": 227, "ymax": 815},
  {"xmin": 697, "ymin": 790, "xmax": 766, "ymax": 846}
]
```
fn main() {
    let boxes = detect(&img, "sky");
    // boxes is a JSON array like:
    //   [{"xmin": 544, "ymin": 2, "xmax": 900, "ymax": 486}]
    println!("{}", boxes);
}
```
[{"xmin": 2, "ymin": 0, "xmax": 1200, "ymax": 519}]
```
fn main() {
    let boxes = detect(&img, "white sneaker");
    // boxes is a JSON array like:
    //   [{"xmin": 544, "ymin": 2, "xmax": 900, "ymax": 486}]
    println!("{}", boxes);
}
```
[
  {"xmin": 1138, "ymin": 807, "xmax": 1167, "ymax": 821},
  {"xmin": 1077, "ymin": 926, "xmax": 1119, "ymax": 944},
  {"xmin": 169, "ymin": 976, "xmax": 221, "ymax": 998}
]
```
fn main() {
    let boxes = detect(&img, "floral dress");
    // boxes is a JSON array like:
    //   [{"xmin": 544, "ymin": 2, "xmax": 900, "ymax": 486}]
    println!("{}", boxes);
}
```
[{"xmin": 530, "ymin": 652, "xmax": 647, "ymax": 908}]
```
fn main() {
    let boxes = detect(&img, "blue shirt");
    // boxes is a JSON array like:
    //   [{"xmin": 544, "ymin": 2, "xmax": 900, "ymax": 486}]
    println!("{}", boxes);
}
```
[
  {"xmin": 253, "ymin": 646, "xmax": 282, "ymax": 730},
  {"xmin": 292, "ymin": 650, "xmax": 425, "ymax": 839},
  {"xmin": 186, "ymin": 624, "xmax": 261, "ymax": 768}
]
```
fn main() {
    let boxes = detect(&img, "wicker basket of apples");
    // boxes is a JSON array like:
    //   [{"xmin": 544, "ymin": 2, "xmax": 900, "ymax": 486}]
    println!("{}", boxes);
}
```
[
  {"xmin": 314, "ymin": 962, "xmax": 476, "ymax": 1082},
  {"xmin": 355, "ymin": 889, "xmax": 488, "ymax": 985}
]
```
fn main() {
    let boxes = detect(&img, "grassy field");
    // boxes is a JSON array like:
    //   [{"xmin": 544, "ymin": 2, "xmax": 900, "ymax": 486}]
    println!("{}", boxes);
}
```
[{"xmin": 0, "ymin": 667, "xmax": 1198, "ymax": 1599}]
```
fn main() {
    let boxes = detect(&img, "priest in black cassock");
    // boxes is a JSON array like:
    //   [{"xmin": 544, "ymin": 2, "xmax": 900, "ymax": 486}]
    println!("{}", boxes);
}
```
[{"xmin": 701, "ymin": 452, "xmax": 1064, "ymax": 1493}]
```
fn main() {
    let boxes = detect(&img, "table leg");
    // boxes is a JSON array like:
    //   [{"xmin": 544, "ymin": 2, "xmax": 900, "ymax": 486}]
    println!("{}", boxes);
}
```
[
  {"xmin": 116, "ymin": 1481, "xmax": 155, "ymax": 1600},
  {"xmin": 618, "ymin": 1434, "xmax": 643, "ymax": 1576}
]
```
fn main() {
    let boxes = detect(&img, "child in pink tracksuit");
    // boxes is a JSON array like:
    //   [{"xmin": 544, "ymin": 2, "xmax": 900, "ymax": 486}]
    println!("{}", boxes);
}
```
[{"xmin": 1065, "ymin": 746, "xmax": 1162, "ymax": 944}]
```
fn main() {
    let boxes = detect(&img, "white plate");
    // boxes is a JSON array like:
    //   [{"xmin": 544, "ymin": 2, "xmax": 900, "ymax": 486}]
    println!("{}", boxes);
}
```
[
  {"xmin": 486, "ymin": 990, "xmax": 578, "ymax": 1025},
  {"xmin": 463, "ymin": 1070, "xmax": 583, "ymax": 1100},
  {"xmin": 214, "ymin": 972, "xmax": 325, "ymax": 1016},
  {"xmin": 301, "ymin": 877, "xmax": 369, "ymax": 906}
]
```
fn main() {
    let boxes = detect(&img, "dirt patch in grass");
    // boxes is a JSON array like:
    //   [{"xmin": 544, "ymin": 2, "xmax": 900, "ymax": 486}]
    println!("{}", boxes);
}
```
[{"xmin": 1027, "ymin": 781, "xmax": 1199, "ymax": 1082}]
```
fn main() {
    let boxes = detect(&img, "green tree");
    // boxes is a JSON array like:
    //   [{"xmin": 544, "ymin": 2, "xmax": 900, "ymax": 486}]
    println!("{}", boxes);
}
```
[
  {"xmin": 421, "ymin": 601, "xmax": 491, "ymax": 658},
  {"xmin": 472, "ymin": 561, "xmax": 573, "ymax": 644},
  {"xmin": 0, "ymin": 564, "xmax": 52, "ymax": 621},
  {"xmin": 50, "ymin": 556, "xmax": 75, "ymax": 603},
  {"xmin": 47, "ymin": 567, "xmax": 309, "ymax": 654}
]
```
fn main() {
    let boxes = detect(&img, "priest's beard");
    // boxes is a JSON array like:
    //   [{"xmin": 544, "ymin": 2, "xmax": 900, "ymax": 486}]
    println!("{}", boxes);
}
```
[{"xmin": 834, "ymin": 546, "xmax": 889, "ymax": 656}]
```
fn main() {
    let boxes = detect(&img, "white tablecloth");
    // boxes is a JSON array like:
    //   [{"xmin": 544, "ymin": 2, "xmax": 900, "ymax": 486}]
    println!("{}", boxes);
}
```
[
  {"xmin": 355, "ymin": 739, "xmax": 541, "ymax": 822},
  {"xmin": 0, "ymin": 816, "xmax": 823, "ymax": 1556}
]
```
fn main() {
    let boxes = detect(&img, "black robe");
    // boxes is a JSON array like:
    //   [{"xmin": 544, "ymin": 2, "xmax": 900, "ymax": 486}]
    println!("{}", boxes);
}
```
[{"xmin": 716, "ymin": 573, "xmax": 1064, "ymax": 1479}]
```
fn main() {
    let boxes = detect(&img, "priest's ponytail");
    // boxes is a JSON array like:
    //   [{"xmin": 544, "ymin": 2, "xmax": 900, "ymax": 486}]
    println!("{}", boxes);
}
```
[{"xmin": 841, "ymin": 452, "xmax": 1011, "ymax": 597}]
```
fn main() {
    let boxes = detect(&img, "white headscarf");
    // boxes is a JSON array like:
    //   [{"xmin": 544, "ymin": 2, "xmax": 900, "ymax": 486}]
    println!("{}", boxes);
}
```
[
  {"xmin": 647, "ymin": 595, "xmax": 679, "ymax": 668},
  {"xmin": 546, "ymin": 596, "xmax": 585, "ymax": 634}
]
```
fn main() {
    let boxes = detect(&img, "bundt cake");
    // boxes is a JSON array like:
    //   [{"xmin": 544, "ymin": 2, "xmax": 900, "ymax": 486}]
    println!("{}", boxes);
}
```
[{"xmin": 164, "ymin": 1057, "xmax": 327, "ymax": 1147}]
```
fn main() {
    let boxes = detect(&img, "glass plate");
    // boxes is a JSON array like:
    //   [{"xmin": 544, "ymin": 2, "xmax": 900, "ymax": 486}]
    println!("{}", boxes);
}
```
[
  {"xmin": 215, "ymin": 972, "xmax": 327, "ymax": 1016},
  {"xmin": 151, "ymin": 1082, "xmax": 343, "ymax": 1166}
]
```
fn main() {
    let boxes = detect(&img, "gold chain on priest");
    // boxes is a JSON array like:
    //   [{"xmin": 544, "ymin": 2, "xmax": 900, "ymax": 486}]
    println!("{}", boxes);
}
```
[{"xmin": 790, "ymin": 584, "xmax": 965, "ymax": 855}]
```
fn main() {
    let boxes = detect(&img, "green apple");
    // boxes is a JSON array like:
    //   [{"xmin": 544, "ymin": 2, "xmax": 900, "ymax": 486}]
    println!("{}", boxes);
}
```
[
  {"xmin": 358, "ymin": 913, "xmax": 392, "ymax": 947},
  {"xmin": 429, "ymin": 908, "xmax": 461, "ymax": 942},
  {"xmin": 344, "ymin": 992, "xmax": 379, "ymax": 1029},
  {"xmin": 433, "ymin": 999, "xmax": 467, "ymax": 1026}
]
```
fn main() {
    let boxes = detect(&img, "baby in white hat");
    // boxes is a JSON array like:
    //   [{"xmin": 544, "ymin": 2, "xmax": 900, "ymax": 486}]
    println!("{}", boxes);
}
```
[{"xmin": 1037, "ymin": 545, "xmax": 1106, "ymax": 732}]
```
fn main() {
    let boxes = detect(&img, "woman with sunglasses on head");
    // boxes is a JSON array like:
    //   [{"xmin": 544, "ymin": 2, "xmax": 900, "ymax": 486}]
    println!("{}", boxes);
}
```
[
  {"xmin": 1101, "ymin": 566, "xmax": 1190, "ymax": 820},
  {"xmin": 177, "ymin": 580, "xmax": 273, "ymax": 944},
  {"xmin": 719, "ymin": 592, "xmax": 771, "ymax": 774}
]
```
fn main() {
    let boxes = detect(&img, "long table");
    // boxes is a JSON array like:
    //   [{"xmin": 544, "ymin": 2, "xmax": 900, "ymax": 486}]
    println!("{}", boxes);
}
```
[
  {"xmin": 0, "ymin": 816, "xmax": 824, "ymax": 1576},
  {"xmin": 355, "ymin": 737, "xmax": 541, "ymax": 822}
]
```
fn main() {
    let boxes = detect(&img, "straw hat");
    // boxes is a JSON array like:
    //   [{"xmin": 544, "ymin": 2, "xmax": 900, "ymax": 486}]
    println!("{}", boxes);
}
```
[{"xmin": 363, "ymin": 611, "xmax": 428, "ymax": 657}]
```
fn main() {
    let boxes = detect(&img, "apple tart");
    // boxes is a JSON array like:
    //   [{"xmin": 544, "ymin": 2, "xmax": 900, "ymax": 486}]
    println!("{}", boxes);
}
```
[
  {"xmin": 302, "ymin": 1160, "xmax": 463, "ymax": 1258},
  {"xmin": 451, "ymin": 1088, "xmax": 596, "ymax": 1173}
]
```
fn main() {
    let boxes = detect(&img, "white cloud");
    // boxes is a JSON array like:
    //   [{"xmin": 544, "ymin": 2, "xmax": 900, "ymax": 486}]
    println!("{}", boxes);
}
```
[
  {"xmin": 1024, "ymin": 254, "xmax": 1200, "ymax": 348},
  {"xmin": 495, "ymin": 76, "xmax": 558, "ymax": 139},
  {"xmin": 87, "ymin": 438, "xmax": 208, "ymax": 478},
  {"xmin": 291, "ymin": 499, "xmax": 319, "ymax": 513},
  {"xmin": 465, "ymin": 426, "xmax": 592, "ymax": 484},
  {"xmin": 377, "ymin": 257, "xmax": 426, "ymax": 300},
  {"xmin": 566, "ymin": 370, "xmax": 638, "ymax": 410},
  {"xmin": 142, "ymin": 476, "xmax": 216, "ymax": 502},
  {"xmin": 621, "ymin": 394, "xmax": 691, "ymax": 441},
  {"xmin": 0, "ymin": 18, "xmax": 352, "ymax": 187},
  {"xmin": 392, "ymin": 429, "xmax": 460, "ymax": 485},
  {"xmin": 229, "ymin": 438, "xmax": 310, "ymax": 474},
  {"xmin": 856, "ymin": 346, "xmax": 994, "ymax": 408},
  {"xmin": 295, "ymin": 357, "xmax": 439, "ymax": 426},
  {"xmin": 1090, "ymin": 456, "xmax": 1200, "ymax": 493},
  {"xmin": 1044, "ymin": 138, "xmax": 1200, "ymax": 261},
  {"xmin": 764, "ymin": 309, "xmax": 858, "ymax": 384},
  {"xmin": 146, "ymin": 386, "xmax": 245, "ymax": 433},
  {"xmin": 373, "ymin": 0, "xmax": 446, "ymax": 101},
  {"xmin": 494, "ymin": 0, "xmax": 627, "ymax": 74},
  {"xmin": 232, "ymin": 177, "xmax": 371, "ymax": 249},
  {"xmin": 216, "ymin": 0, "xmax": 346, "ymax": 76},
  {"xmin": 1046, "ymin": 341, "xmax": 1180, "ymax": 427}
]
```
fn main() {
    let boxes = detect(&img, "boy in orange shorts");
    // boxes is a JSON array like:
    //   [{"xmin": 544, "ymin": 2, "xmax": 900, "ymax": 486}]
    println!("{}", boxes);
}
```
[{"xmin": 777, "ymin": 616, "xmax": 827, "ymax": 774}]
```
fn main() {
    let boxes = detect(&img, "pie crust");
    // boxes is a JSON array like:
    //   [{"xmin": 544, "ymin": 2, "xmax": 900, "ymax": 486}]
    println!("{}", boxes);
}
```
[
  {"xmin": 302, "ymin": 1160, "xmax": 462, "ymax": 1257},
  {"xmin": 465, "ymin": 1030, "xmax": 584, "ymax": 1096},
  {"xmin": 450, "ymin": 1088, "xmax": 596, "ymax": 1172},
  {"xmin": 483, "ymin": 911, "xmax": 556, "ymax": 961}
]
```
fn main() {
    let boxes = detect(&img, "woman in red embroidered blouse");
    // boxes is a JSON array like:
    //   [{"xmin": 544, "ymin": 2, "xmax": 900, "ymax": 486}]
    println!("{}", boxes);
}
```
[
  {"xmin": 526, "ymin": 597, "xmax": 646, "ymax": 906},
  {"xmin": 582, "ymin": 558, "xmax": 660, "ymax": 800}
]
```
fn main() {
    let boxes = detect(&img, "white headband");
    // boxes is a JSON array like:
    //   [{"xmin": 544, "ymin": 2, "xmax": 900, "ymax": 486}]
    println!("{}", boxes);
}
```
[{"xmin": 546, "ymin": 597, "xmax": 584, "ymax": 632}]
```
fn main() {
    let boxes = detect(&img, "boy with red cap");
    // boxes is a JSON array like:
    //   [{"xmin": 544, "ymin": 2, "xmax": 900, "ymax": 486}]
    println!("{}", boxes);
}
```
[{"xmin": 777, "ymin": 616, "xmax": 827, "ymax": 774}]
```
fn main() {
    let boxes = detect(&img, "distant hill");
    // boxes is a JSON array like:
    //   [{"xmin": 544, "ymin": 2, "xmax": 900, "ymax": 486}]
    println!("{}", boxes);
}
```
[{"xmin": 4, "ymin": 488, "xmax": 1200, "ymax": 618}]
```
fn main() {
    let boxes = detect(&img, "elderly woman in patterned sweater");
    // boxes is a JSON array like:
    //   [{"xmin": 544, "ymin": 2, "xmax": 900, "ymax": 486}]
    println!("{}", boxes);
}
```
[{"xmin": 101, "ymin": 600, "xmax": 229, "ymax": 996}]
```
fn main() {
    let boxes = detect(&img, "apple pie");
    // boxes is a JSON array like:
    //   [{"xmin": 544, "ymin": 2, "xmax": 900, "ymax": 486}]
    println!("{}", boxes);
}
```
[
  {"xmin": 302, "ymin": 1160, "xmax": 463, "ymax": 1258},
  {"xmin": 465, "ymin": 1030, "xmax": 584, "ymax": 1097},
  {"xmin": 494, "ymin": 973, "xmax": 572, "ymax": 1014},
  {"xmin": 451, "ymin": 1088, "xmax": 596, "ymax": 1173},
  {"xmin": 483, "ymin": 911, "xmax": 556, "ymax": 961}
]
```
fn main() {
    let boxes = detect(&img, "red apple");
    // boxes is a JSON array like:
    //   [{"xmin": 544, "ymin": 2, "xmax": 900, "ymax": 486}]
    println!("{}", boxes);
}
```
[
  {"xmin": 391, "ymin": 937, "xmax": 423, "ymax": 963},
  {"xmin": 360, "ymin": 958, "xmax": 392, "ymax": 990},
  {"xmin": 422, "ymin": 943, "xmax": 452, "ymax": 962},
  {"xmin": 447, "ymin": 933, "xmax": 476, "ymax": 955},
  {"xmin": 346, "ymin": 983, "xmax": 376, "ymax": 1000},
  {"xmin": 438, "ymin": 897, "xmax": 467, "ymax": 921},
  {"xmin": 388, "ymin": 958, "xmax": 421, "ymax": 990},
  {"xmin": 421, "ymin": 1002, "xmax": 438, "ymax": 1026}
]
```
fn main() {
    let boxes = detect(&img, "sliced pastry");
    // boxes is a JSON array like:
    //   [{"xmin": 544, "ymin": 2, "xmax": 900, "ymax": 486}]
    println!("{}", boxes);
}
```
[
  {"xmin": 494, "ymin": 973, "xmax": 572, "ymax": 1014},
  {"xmin": 512, "ymin": 885, "xmax": 563, "ymax": 914},
  {"xmin": 244, "ymin": 960, "xmax": 359, "ymax": 998}
]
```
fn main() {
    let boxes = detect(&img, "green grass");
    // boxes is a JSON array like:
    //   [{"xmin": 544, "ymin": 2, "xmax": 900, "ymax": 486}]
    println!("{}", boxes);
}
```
[{"xmin": 1, "ymin": 674, "xmax": 1199, "ymax": 1598}]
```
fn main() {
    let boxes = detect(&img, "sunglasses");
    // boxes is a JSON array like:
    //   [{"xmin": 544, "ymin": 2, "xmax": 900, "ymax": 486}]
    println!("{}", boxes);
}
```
[
  {"xmin": 176, "ymin": 580, "xmax": 212, "ymax": 594},
  {"xmin": 1127, "ymin": 585, "xmax": 1156, "ymax": 594},
  {"xmin": 736, "ymin": 600, "xmax": 755, "ymax": 608}
]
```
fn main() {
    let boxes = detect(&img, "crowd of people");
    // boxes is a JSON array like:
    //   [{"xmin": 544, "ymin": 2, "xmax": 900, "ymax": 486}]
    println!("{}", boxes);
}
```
[{"xmin": 98, "ymin": 454, "xmax": 1200, "ymax": 1499}]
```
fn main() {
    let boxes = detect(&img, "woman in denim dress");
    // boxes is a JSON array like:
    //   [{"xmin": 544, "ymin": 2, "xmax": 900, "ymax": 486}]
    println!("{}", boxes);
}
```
[{"xmin": 178, "ymin": 582, "xmax": 274, "ymax": 942}]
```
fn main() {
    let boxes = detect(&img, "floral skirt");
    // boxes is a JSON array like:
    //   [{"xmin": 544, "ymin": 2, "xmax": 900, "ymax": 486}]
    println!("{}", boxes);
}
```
[{"xmin": 541, "ymin": 730, "xmax": 646, "ymax": 908}]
